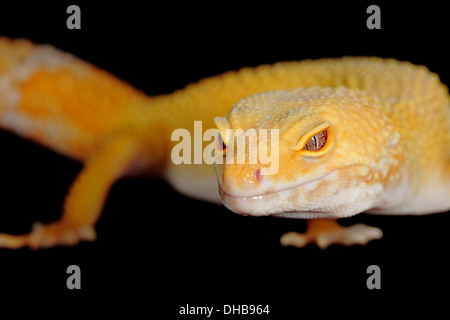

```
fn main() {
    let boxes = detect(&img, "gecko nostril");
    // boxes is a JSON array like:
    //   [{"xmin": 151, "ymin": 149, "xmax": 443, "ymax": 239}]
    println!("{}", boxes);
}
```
[{"xmin": 256, "ymin": 169, "xmax": 262, "ymax": 182}]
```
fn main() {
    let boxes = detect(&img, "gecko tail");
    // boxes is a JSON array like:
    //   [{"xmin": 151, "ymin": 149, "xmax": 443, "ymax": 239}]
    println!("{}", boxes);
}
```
[{"xmin": 0, "ymin": 37, "xmax": 150, "ymax": 160}]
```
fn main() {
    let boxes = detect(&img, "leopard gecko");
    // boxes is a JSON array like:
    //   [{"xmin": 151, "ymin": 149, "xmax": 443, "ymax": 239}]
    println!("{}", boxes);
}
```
[{"xmin": 0, "ymin": 37, "xmax": 449, "ymax": 249}]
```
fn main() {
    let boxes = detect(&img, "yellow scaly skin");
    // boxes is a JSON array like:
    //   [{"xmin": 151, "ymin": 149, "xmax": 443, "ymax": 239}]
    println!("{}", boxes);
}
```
[{"xmin": 0, "ymin": 37, "xmax": 449, "ymax": 249}]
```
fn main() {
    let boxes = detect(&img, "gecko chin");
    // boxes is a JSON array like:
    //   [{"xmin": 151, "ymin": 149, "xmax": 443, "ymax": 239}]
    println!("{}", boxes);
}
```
[
  {"xmin": 219, "ymin": 183, "xmax": 337, "ymax": 219},
  {"xmin": 218, "ymin": 167, "xmax": 383, "ymax": 220},
  {"xmin": 218, "ymin": 171, "xmax": 340, "ymax": 219}
]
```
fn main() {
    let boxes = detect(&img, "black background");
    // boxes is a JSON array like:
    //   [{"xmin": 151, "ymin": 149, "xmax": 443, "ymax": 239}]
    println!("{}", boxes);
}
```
[{"xmin": 0, "ymin": 1, "xmax": 449, "ymax": 316}]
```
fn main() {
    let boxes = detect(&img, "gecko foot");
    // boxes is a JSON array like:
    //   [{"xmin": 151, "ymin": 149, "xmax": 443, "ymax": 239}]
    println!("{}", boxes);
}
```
[
  {"xmin": 280, "ymin": 219, "xmax": 383, "ymax": 249},
  {"xmin": 0, "ymin": 221, "xmax": 96, "ymax": 249}
]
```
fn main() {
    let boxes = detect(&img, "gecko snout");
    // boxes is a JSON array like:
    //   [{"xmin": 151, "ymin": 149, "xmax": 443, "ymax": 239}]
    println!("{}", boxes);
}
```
[{"xmin": 220, "ymin": 165, "xmax": 267, "ymax": 198}]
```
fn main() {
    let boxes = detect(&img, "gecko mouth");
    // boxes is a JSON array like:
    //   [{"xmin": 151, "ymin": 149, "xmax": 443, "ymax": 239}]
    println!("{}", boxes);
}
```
[{"xmin": 218, "ymin": 170, "xmax": 337, "ymax": 218}]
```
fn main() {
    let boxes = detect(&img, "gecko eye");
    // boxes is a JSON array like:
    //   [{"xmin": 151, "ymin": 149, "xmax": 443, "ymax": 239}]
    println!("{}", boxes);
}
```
[
  {"xmin": 214, "ymin": 116, "xmax": 233, "ymax": 155},
  {"xmin": 216, "ymin": 132, "xmax": 226, "ymax": 152},
  {"xmin": 292, "ymin": 121, "xmax": 333, "ymax": 157},
  {"xmin": 304, "ymin": 130, "xmax": 327, "ymax": 151}
]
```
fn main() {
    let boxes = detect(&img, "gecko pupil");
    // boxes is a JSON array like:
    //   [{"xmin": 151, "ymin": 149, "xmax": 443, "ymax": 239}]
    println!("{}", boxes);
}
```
[{"xmin": 304, "ymin": 130, "xmax": 327, "ymax": 151}]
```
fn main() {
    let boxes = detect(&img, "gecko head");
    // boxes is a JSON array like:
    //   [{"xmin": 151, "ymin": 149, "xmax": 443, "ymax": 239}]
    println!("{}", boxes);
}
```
[{"xmin": 213, "ymin": 87, "xmax": 402, "ymax": 219}]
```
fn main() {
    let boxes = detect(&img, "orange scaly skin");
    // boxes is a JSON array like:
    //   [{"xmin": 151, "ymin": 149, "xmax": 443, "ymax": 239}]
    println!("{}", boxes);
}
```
[{"xmin": 0, "ymin": 37, "xmax": 449, "ymax": 249}]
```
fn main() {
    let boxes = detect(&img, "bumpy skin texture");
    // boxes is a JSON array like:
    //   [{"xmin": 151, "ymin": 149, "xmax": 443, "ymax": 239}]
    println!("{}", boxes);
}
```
[{"xmin": 0, "ymin": 37, "xmax": 449, "ymax": 249}]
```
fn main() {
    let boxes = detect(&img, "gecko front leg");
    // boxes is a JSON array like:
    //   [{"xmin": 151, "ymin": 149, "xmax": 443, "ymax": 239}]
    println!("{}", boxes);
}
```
[
  {"xmin": 280, "ymin": 220, "xmax": 383, "ymax": 249},
  {"xmin": 0, "ymin": 132, "xmax": 163, "ymax": 249}
]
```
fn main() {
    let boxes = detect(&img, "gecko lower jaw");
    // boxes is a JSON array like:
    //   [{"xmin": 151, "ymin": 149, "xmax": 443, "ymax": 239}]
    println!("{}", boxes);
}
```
[
  {"xmin": 218, "ymin": 170, "xmax": 337, "ymax": 218},
  {"xmin": 219, "ymin": 186, "xmax": 335, "ymax": 218}
]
